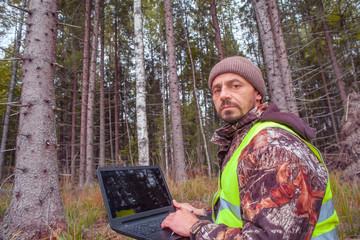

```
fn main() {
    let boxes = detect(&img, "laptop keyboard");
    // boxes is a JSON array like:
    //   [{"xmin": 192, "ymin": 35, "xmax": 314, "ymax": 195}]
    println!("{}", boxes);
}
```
[{"xmin": 123, "ymin": 216, "xmax": 166, "ymax": 236}]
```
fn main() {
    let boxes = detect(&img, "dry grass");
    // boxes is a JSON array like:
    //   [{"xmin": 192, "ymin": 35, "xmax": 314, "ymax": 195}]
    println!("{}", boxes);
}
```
[
  {"xmin": 330, "ymin": 172, "xmax": 360, "ymax": 240},
  {"xmin": 0, "ymin": 172, "xmax": 359, "ymax": 239}
]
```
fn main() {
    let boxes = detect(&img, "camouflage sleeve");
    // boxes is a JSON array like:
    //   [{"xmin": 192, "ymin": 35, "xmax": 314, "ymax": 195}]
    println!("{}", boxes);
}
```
[{"xmin": 194, "ymin": 128, "xmax": 327, "ymax": 240}]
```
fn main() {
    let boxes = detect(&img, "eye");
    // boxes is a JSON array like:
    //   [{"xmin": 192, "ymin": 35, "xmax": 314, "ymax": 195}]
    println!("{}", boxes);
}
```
[{"xmin": 213, "ymin": 88, "xmax": 221, "ymax": 94}]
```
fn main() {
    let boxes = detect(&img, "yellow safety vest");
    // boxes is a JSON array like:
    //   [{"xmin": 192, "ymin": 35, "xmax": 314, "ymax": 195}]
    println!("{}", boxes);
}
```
[{"xmin": 212, "ymin": 121, "xmax": 339, "ymax": 239}]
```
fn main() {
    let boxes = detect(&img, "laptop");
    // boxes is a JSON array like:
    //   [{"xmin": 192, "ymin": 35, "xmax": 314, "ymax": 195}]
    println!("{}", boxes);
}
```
[{"xmin": 97, "ymin": 165, "xmax": 183, "ymax": 240}]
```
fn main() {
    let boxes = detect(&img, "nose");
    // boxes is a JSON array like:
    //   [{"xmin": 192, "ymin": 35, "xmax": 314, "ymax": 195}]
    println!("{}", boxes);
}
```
[{"xmin": 219, "ymin": 87, "xmax": 231, "ymax": 101}]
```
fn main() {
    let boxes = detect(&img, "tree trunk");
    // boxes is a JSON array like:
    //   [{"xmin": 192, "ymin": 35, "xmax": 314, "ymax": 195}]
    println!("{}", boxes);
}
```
[
  {"xmin": 252, "ymin": 0, "xmax": 288, "ymax": 111},
  {"xmin": 0, "ymin": 0, "xmax": 26, "ymax": 179},
  {"xmin": 124, "ymin": 96, "xmax": 134, "ymax": 166},
  {"xmin": 163, "ymin": 0, "xmax": 187, "ymax": 184},
  {"xmin": 209, "ymin": 0, "xmax": 224, "ymax": 60},
  {"xmin": 114, "ymin": 17, "xmax": 120, "ymax": 164},
  {"xmin": 0, "ymin": 0, "xmax": 67, "ymax": 238},
  {"xmin": 267, "ymin": 0, "xmax": 298, "ymax": 116},
  {"xmin": 134, "ymin": 0, "xmax": 149, "ymax": 166},
  {"xmin": 317, "ymin": 1, "xmax": 347, "ymax": 109},
  {"xmin": 85, "ymin": 0, "xmax": 101, "ymax": 186},
  {"xmin": 99, "ymin": 0, "xmax": 105, "ymax": 168},
  {"xmin": 70, "ymin": 72, "xmax": 77, "ymax": 183},
  {"xmin": 79, "ymin": 0, "xmax": 91, "ymax": 187},
  {"xmin": 160, "ymin": 48, "xmax": 169, "ymax": 177},
  {"xmin": 158, "ymin": 3, "xmax": 169, "ymax": 177},
  {"xmin": 108, "ymin": 83, "xmax": 114, "ymax": 163},
  {"xmin": 182, "ymin": 18, "xmax": 212, "ymax": 179}
]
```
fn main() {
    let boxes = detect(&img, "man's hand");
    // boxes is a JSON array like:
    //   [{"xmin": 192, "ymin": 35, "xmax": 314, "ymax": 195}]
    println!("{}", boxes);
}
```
[
  {"xmin": 161, "ymin": 206, "xmax": 199, "ymax": 237},
  {"xmin": 172, "ymin": 200, "xmax": 205, "ymax": 216}
]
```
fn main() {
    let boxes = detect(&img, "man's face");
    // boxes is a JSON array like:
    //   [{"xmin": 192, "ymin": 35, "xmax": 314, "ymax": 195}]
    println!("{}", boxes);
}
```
[{"xmin": 212, "ymin": 73, "xmax": 262, "ymax": 123}]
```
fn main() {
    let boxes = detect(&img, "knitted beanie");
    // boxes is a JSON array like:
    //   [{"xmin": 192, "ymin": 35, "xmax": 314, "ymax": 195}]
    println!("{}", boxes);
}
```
[{"xmin": 208, "ymin": 56, "xmax": 266, "ymax": 97}]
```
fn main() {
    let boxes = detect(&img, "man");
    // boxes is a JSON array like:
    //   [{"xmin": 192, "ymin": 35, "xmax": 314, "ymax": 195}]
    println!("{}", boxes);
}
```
[{"xmin": 161, "ymin": 56, "xmax": 339, "ymax": 239}]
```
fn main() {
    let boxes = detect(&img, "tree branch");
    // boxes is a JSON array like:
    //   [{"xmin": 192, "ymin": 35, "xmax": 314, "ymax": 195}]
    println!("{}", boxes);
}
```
[
  {"xmin": 58, "ymin": 22, "xmax": 82, "ymax": 29},
  {"xmin": 0, "ymin": 102, "xmax": 26, "ymax": 107},
  {"xmin": 0, "ymin": 58, "xmax": 22, "ymax": 62},
  {"xmin": 8, "ymin": 3, "xmax": 31, "ymax": 14},
  {"xmin": 0, "ymin": 47, "xmax": 22, "ymax": 58},
  {"xmin": 53, "ymin": 62, "xmax": 64, "ymax": 68}
]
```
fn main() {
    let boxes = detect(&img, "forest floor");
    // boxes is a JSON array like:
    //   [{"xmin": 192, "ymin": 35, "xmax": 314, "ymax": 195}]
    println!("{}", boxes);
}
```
[{"xmin": 0, "ymin": 173, "xmax": 359, "ymax": 239}]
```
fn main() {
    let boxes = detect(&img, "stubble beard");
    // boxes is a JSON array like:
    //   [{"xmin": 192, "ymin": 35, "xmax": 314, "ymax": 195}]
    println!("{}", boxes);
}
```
[
  {"xmin": 219, "ymin": 100, "xmax": 256, "ymax": 124},
  {"xmin": 219, "ymin": 100, "xmax": 243, "ymax": 123}
]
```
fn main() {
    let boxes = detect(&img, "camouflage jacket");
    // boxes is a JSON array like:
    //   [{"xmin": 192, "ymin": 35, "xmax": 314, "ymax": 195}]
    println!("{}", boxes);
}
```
[{"xmin": 192, "ymin": 103, "xmax": 328, "ymax": 240}]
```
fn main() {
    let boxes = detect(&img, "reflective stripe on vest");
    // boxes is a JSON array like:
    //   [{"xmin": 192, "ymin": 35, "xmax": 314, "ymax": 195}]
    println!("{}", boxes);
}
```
[{"xmin": 212, "ymin": 121, "xmax": 339, "ymax": 239}]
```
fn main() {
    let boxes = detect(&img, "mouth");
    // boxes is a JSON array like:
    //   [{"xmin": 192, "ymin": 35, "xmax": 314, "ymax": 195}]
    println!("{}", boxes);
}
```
[{"xmin": 220, "ymin": 104, "xmax": 238, "ymax": 112}]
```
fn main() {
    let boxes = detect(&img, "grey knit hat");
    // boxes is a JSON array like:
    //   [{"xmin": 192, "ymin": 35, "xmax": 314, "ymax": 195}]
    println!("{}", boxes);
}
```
[{"xmin": 208, "ymin": 56, "xmax": 266, "ymax": 97}]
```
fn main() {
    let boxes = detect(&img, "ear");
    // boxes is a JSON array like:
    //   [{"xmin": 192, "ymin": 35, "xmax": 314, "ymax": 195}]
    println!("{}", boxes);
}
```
[{"xmin": 255, "ymin": 91, "xmax": 263, "ymax": 105}]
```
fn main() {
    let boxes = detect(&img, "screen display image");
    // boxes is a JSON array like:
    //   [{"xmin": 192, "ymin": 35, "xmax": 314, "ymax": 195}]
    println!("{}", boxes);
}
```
[{"xmin": 101, "ymin": 168, "xmax": 172, "ymax": 218}]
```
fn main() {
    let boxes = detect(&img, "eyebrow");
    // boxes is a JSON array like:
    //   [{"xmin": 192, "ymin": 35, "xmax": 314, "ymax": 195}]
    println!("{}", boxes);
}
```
[{"xmin": 227, "ymin": 78, "xmax": 243, "ymax": 84}]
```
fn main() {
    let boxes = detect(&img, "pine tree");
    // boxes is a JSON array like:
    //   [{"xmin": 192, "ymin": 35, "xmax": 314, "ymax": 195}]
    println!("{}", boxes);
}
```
[{"xmin": 0, "ymin": 0, "xmax": 67, "ymax": 238}]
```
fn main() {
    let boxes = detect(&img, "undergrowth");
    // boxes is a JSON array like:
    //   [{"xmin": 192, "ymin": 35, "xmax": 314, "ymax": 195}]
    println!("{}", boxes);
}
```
[{"xmin": 0, "ymin": 172, "xmax": 359, "ymax": 239}]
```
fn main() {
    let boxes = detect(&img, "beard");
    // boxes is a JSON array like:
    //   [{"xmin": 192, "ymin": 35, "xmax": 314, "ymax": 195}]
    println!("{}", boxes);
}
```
[
  {"xmin": 219, "ymin": 100, "xmax": 255, "ymax": 124},
  {"xmin": 219, "ymin": 100, "xmax": 243, "ymax": 123}
]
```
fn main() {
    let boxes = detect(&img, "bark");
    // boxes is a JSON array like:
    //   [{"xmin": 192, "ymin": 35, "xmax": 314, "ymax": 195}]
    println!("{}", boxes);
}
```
[
  {"xmin": 108, "ymin": 83, "xmax": 114, "ymax": 163},
  {"xmin": 340, "ymin": 92, "xmax": 360, "ymax": 182},
  {"xmin": 70, "ymin": 72, "xmax": 77, "ymax": 183},
  {"xmin": 79, "ymin": 0, "xmax": 91, "ymax": 187},
  {"xmin": 209, "ymin": 0, "xmax": 224, "ymax": 60},
  {"xmin": 85, "ymin": 0, "xmax": 101, "ymax": 186},
  {"xmin": 124, "ymin": 93, "xmax": 134, "ymax": 166},
  {"xmin": 341, "ymin": 10, "xmax": 358, "ymax": 91},
  {"xmin": 0, "ymin": 0, "xmax": 26, "ymax": 179},
  {"xmin": 114, "ymin": 17, "xmax": 120, "ymax": 164},
  {"xmin": 158, "ymin": 3, "xmax": 169, "ymax": 177},
  {"xmin": 134, "ymin": 0, "xmax": 149, "ymax": 166},
  {"xmin": 163, "ymin": 0, "xmax": 187, "ymax": 184},
  {"xmin": 317, "ymin": 1, "xmax": 347, "ymax": 109},
  {"xmin": 253, "ymin": 0, "xmax": 287, "ymax": 111},
  {"xmin": 160, "ymin": 49, "xmax": 169, "ymax": 177},
  {"xmin": 99, "ymin": 1, "xmax": 105, "ymax": 168},
  {"xmin": 267, "ymin": 0, "xmax": 298, "ymax": 116},
  {"xmin": 0, "ymin": 0, "xmax": 67, "ymax": 238}
]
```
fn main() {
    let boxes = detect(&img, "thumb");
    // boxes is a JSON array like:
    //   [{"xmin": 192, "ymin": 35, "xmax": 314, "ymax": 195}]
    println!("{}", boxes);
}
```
[{"xmin": 173, "ymin": 199, "xmax": 181, "ymax": 209}]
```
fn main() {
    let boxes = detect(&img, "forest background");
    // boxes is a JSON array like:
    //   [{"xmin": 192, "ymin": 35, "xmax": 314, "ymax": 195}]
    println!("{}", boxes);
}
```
[{"xmin": 0, "ymin": 0, "xmax": 359, "ymax": 239}]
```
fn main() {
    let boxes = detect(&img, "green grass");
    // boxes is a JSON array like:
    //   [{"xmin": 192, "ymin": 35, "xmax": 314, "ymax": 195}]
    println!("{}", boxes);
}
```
[
  {"xmin": 0, "ymin": 172, "xmax": 359, "ymax": 239},
  {"xmin": 330, "ymin": 172, "xmax": 360, "ymax": 239}
]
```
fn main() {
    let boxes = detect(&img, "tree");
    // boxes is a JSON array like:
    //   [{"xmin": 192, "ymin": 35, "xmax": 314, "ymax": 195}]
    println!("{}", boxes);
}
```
[
  {"xmin": 85, "ymin": 0, "xmax": 101, "ymax": 185},
  {"xmin": 317, "ymin": 0, "xmax": 347, "ymax": 110},
  {"xmin": 209, "ymin": 0, "xmax": 224, "ymax": 60},
  {"xmin": 182, "ymin": 16, "xmax": 212, "ymax": 179},
  {"xmin": 114, "ymin": 15, "xmax": 120, "ymax": 164},
  {"xmin": 267, "ymin": 0, "xmax": 298, "ymax": 116},
  {"xmin": 79, "ymin": 0, "xmax": 91, "ymax": 187},
  {"xmin": 99, "ymin": 0, "xmax": 105, "ymax": 168},
  {"xmin": 0, "ymin": 0, "xmax": 67, "ymax": 238},
  {"xmin": 252, "ymin": 0, "xmax": 288, "ymax": 111},
  {"xmin": 134, "ymin": 0, "xmax": 149, "ymax": 165},
  {"xmin": 163, "ymin": 0, "xmax": 187, "ymax": 184}
]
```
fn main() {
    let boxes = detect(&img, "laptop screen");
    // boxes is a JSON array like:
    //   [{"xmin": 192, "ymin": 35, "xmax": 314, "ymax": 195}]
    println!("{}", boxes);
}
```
[{"xmin": 100, "ymin": 167, "xmax": 172, "ymax": 219}]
